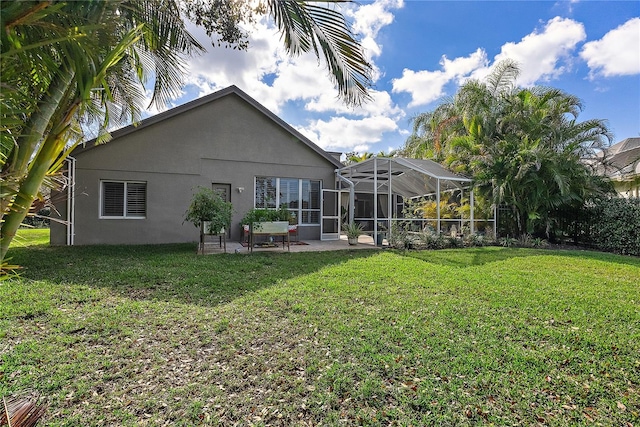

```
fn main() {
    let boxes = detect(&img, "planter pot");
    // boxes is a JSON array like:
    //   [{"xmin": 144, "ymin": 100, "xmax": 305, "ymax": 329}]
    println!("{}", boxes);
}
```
[
  {"xmin": 252, "ymin": 221, "xmax": 289, "ymax": 234},
  {"xmin": 376, "ymin": 233, "xmax": 384, "ymax": 246},
  {"xmin": 348, "ymin": 237, "xmax": 358, "ymax": 245}
]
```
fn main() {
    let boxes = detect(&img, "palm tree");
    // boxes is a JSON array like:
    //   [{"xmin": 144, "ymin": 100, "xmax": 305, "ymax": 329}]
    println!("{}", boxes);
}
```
[
  {"xmin": 0, "ymin": 0, "xmax": 372, "ymax": 265},
  {"xmin": 1, "ymin": 0, "xmax": 203, "ymax": 262},
  {"xmin": 402, "ymin": 60, "xmax": 613, "ymax": 237}
]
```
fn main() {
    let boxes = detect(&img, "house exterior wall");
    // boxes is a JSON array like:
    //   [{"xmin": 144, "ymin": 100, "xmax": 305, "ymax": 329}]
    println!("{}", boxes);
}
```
[
  {"xmin": 51, "ymin": 92, "xmax": 338, "ymax": 245},
  {"xmin": 612, "ymin": 175, "xmax": 640, "ymax": 198}
]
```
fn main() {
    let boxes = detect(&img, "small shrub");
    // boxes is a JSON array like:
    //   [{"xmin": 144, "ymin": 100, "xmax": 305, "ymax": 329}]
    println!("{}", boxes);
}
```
[
  {"xmin": 499, "ymin": 236, "xmax": 519, "ymax": 247},
  {"xmin": 518, "ymin": 234, "xmax": 533, "ymax": 247},
  {"xmin": 446, "ymin": 236, "xmax": 464, "ymax": 248},
  {"xmin": 389, "ymin": 222, "xmax": 412, "ymax": 249},
  {"xmin": 418, "ymin": 232, "xmax": 447, "ymax": 249},
  {"xmin": 531, "ymin": 237, "xmax": 549, "ymax": 248},
  {"xmin": 483, "ymin": 229, "xmax": 496, "ymax": 244},
  {"xmin": 465, "ymin": 233, "xmax": 489, "ymax": 247}
]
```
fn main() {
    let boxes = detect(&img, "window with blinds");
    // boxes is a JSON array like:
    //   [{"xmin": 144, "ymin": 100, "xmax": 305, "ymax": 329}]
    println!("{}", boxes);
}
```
[{"xmin": 101, "ymin": 181, "xmax": 146, "ymax": 218}]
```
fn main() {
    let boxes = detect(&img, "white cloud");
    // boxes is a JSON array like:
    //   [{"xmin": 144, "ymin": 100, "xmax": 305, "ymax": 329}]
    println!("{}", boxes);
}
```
[
  {"xmin": 305, "ymin": 89, "xmax": 404, "ymax": 119},
  {"xmin": 581, "ymin": 17, "xmax": 640, "ymax": 77},
  {"xmin": 182, "ymin": 20, "xmax": 291, "ymax": 112},
  {"xmin": 391, "ymin": 49, "xmax": 488, "ymax": 107},
  {"xmin": 296, "ymin": 116, "xmax": 398, "ymax": 151},
  {"xmin": 392, "ymin": 17, "xmax": 587, "ymax": 107},
  {"xmin": 492, "ymin": 17, "xmax": 586, "ymax": 86},
  {"xmin": 348, "ymin": 0, "xmax": 403, "ymax": 60},
  {"xmin": 144, "ymin": 1, "xmax": 405, "ymax": 153}
]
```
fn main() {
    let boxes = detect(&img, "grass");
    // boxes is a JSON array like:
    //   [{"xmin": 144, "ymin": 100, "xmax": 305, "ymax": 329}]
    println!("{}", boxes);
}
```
[
  {"xmin": 1, "ymin": 229, "xmax": 639, "ymax": 426},
  {"xmin": 6, "ymin": 227, "xmax": 50, "ymax": 247}
]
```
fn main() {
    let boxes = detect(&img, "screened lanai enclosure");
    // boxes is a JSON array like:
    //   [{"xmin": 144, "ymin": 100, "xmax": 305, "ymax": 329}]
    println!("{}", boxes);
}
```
[{"xmin": 321, "ymin": 157, "xmax": 497, "ymax": 242}]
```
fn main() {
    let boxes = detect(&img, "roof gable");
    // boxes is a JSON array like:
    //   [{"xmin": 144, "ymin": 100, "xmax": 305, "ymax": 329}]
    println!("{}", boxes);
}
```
[{"xmin": 73, "ymin": 85, "xmax": 343, "ymax": 168}]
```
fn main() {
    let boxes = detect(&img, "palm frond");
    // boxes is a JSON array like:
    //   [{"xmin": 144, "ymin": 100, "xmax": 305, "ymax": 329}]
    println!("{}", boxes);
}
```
[
  {"xmin": 268, "ymin": 0, "xmax": 372, "ymax": 106},
  {"xmin": 486, "ymin": 59, "xmax": 520, "ymax": 96},
  {"xmin": 1, "ymin": 393, "xmax": 47, "ymax": 427}
]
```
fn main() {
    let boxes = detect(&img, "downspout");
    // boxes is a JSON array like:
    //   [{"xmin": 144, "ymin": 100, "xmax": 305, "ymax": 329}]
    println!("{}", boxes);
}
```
[
  {"xmin": 336, "ymin": 171, "xmax": 355, "ymax": 225},
  {"xmin": 66, "ymin": 156, "xmax": 76, "ymax": 246}
]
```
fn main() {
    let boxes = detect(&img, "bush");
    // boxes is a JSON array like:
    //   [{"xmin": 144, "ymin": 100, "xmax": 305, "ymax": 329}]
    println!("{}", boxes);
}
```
[
  {"xmin": 388, "ymin": 221, "xmax": 413, "ymax": 249},
  {"xmin": 587, "ymin": 197, "xmax": 640, "ymax": 256},
  {"xmin": 498, "ymin": 236, "xmax": 519, "ymax": 248},
  {"xmin": 464, "ymin": 233, "xmax": 494, "ymax": 247},
  {"xmin": 184, "ymin": 187, "xmax": 233, "ymax": 234}
]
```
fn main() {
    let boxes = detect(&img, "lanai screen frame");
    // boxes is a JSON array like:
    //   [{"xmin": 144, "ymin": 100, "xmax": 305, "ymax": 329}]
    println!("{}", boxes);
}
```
[{"xmin": 336, "ymin": 157, "xmax": 497, "ymax": 239}]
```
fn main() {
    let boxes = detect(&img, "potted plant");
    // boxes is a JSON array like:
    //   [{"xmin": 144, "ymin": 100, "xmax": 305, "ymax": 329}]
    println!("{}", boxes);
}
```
[
  {"xmin": 184, "ymin": 187, "xmax": 233, "ymax": 236},
  {"xmin": 342, "ymin": 221, "xmax": 364, "ymax": 245},
  {"xmin": 241, "ymin": 205, "xmax": 293, "ymax": 231}
]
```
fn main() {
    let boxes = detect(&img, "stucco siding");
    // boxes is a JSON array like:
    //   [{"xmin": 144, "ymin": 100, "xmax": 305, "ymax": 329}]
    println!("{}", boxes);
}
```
[{"xmin": 52, "ymin": 90, "xmax": 338, "ymax": 245}]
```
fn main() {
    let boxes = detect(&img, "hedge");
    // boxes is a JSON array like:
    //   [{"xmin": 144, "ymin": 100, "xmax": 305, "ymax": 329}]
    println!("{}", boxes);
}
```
[{"xmin": 587, "ymin": 197, "xmax": 640, "ymax": 256}]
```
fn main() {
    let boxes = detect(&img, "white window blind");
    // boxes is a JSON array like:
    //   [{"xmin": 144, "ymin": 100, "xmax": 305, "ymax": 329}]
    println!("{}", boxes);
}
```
[{"xmin": 101, "ymin": 181, "xmax": 146, "ymax": 219}]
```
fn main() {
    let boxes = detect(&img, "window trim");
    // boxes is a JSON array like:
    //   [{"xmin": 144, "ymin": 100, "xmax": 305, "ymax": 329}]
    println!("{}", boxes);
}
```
[{"xmin": 99, "ymin": 180, "xmax": 147, "ymax": 219}]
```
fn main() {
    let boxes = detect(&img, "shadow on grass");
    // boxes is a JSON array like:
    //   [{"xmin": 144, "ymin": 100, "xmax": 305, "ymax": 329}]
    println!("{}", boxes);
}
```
[
  {"xmin": 6, "ymin": 243, "xmax": 381, "ymax": 308},
  {"xmin": 398, "ymin": 246, "xmax": 542, "ymax": 268},
  {"xmin": 397, "ymin": 245, "xmax": 640, "ymax": 269}
]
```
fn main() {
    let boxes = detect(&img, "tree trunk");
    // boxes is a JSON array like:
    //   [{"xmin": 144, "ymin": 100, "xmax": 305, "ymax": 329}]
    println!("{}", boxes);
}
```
[
  {"xmin": 3, "ymin": 71, "xmax": 73, "ymax": 177},
  {"xmin": 0, "ymin": 71, "xmax": 75, "ymax": 263}
]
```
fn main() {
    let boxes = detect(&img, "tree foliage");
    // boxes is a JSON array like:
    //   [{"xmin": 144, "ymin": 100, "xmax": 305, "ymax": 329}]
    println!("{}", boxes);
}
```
[
  {"xmin": 184, "ymin": 187, "xmax": 233, "ymax": 234},
  {"xmin": 586, "ymin": 197, "xmax": 640, "ymax": 256},
  {"xmin": 402, "ymin": 60, "xmax": 614, "ymax": 237},
  {"xmin": 343, "ymin": 150, "xmax": 397, "ymax": 165}
]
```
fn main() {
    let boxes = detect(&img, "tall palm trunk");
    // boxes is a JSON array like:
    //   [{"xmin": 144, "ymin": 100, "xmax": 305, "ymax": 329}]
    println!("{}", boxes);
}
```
[{"xmin": 0, "ymin": 71, "xmax": 75, "ymax": 262}]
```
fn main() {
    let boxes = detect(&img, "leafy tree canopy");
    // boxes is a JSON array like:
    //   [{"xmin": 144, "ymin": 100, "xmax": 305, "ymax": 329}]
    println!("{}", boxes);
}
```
[{"xmin": 401, "ymin": 60, "xmax": 614, "ymax": 238}]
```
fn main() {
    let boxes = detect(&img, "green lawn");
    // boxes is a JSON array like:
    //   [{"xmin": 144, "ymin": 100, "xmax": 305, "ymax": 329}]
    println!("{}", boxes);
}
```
[
  {"xmin": 1, "ymin": 229, "xmax": 639, "ymax": 426},
  {"xmin": 7, "ymin": 227, "xmax": 50, "ymax": 247}
]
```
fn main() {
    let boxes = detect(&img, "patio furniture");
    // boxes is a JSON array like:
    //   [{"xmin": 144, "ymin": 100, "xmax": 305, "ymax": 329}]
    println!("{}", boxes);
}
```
[
  {"xmin": 288, "ymin": 224, "xmax": 298, "ymax": 242},
  {"xmin": 249, "ymin": 221, "xmax": 290, "ymax": 252}
]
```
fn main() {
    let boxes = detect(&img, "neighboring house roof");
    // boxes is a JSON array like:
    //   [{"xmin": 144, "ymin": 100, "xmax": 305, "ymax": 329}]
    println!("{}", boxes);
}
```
[
  {"xmin": 602, "ymin": 137, "xmax": 640, "ymax": 180},
  {"xmin": 72, "ymin": 85, "xmax": 343, "ymax": 168}
]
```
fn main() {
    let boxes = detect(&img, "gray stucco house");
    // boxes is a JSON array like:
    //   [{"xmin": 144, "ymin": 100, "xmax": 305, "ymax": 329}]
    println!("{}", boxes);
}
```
[{"xmin": 51, "ymin": 85, "xmax": 343, "ymax": 245}]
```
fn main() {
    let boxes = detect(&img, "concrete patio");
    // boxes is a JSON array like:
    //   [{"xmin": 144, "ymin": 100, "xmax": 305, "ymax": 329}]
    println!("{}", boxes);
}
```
[{"xmin": 199, "ymin": 234, "xmax": 385, "ymax": 254}]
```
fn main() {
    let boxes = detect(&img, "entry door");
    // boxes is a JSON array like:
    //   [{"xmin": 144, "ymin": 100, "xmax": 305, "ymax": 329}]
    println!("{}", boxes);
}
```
[
  {"xmin": 212, "ymin": 183, "xmax": 231, "ymax": 237},
  {"xmin": 321, "ymin": 189, "xmax": 342, "ymax": 240}
]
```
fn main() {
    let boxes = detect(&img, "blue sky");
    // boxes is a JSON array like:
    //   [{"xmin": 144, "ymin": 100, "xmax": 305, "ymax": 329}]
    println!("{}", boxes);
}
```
[{"xmin": 152, "ymin": 0, "xmax": 640, "ymax": 156}]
